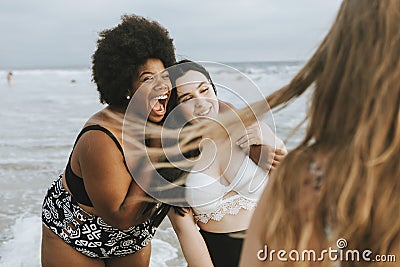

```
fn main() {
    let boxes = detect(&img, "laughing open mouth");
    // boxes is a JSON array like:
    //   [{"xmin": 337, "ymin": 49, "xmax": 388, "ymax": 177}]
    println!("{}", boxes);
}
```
[
  {"xmin": 195, "ymin": 107, "xmax": 211, "ymax": 117},
  {"xmin": 150, "ymin": 93, "xmax": 169, "ymax": 116}
]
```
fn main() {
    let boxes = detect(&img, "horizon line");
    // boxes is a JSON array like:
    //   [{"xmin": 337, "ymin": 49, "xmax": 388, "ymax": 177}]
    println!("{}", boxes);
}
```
[{"xmin": 0, "ymin": 59, "xmax": 306, "ymax": 71}]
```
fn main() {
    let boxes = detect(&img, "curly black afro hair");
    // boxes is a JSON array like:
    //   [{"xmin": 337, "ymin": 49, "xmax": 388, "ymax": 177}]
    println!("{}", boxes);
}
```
[{"xmin": 92, "ymin": 15, "xmax": 176, "ymax": 108}]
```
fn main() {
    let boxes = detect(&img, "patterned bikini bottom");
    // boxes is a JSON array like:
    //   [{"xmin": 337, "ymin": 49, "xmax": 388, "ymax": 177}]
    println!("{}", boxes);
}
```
[{"xmin": 42, "ymin": 175, "xmax": 157, "ymax": 258}]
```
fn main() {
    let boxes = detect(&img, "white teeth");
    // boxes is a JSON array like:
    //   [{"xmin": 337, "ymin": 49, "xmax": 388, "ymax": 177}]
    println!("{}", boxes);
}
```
[
  {"xmin": 196, "ymin": 108, "xmax": 211, "ymax": 116},
  {"xmin": 153, "ymin": 94, "xmax": 168, "ymax": 100}
]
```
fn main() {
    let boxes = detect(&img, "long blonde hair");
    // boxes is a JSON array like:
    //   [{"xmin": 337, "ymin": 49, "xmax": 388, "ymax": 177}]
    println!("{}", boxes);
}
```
[{"xmin": 257, "ymin": 0, "xmax": 400, "ymax": 266}]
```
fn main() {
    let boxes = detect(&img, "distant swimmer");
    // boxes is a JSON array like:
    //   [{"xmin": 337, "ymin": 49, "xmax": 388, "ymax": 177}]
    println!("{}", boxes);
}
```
[{"xmin": 7, "ymin": 71, "xmax": 12, "ymax": 87}]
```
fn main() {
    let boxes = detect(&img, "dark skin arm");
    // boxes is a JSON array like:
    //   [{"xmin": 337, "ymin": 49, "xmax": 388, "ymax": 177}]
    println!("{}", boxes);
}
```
[{"xmin": 74, "ymin": 130, "xmax": 151, "ymax": 229}]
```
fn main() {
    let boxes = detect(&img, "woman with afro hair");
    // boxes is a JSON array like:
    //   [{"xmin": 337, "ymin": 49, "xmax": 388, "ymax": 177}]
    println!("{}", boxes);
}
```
[{"xmin": 41, "ymin": 15, "xmax": 176, "ymax": 266}]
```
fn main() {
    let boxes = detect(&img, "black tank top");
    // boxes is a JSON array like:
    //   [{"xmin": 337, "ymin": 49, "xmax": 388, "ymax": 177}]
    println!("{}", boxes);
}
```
[{"xmin": 65, "ymin": 125, "xmax": 126, "ymax": 207}]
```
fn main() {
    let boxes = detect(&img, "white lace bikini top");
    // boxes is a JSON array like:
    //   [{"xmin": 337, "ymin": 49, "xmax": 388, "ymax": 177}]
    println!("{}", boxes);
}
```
[{"xmin": 185, "ymin": 156, "xmax": 268, "ymax": 223}]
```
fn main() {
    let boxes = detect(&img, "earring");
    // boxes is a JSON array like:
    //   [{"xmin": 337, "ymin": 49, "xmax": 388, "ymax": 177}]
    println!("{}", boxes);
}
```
[{"xmin": 126, "ymin": 95, "xmax": 131, "ymax": 100}]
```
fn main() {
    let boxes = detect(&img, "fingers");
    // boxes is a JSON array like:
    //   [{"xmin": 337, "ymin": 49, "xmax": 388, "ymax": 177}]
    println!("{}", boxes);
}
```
[
  {"xmin": 236, "ymin": 131, "xmax": 262, "ymax": 147},
  {"xmin": 267, "ymin": 160, "xmax": 281, "ymax": 175},
  {"xmin": 269, "ymin": 155, "xmax": 284, "ymax": 174},
  {"xmin": 237, "ymin": 126, "xmax": 262, "ymax": 147},
  {"xmin": 236, "ymin": 135, "xmax": 248, "ymax": 147},
  {"xmin": 236, "ymin": 137, "xmax": 260, "ymax": 148},
  {"xmin": 267, "ymin": 164, "xmax": 276, "ymax": 175},
  {"xmin": 272, "ymin": 149, "xmax": 286, "ymax": 167},
  {"xmin": 275, "ymin": 149, "xmax": 287, "ymax": 156},
  {"xmin": 273, "ymin": 153, "xmax": 286, "ymax": 162},
  {"xmin": 272, "ymin": 159, "xmax": 281, "ymax": 167},
  {"xmin": 236, "ymin": 134, "xmax": 248, "ymax": 147},
  {"xmin": 266, "ymin": 149, "xmax": 287, "ymax": 175}
]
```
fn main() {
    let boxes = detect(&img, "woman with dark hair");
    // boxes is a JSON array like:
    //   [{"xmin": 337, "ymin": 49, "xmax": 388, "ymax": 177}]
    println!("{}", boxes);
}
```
[
  {"xmin": 41, "ymin": 15, "xmax": 176, "ymax": 267},
  {"xmin": 164, "ymin": 60, "xmax": 286, "ymax": 267}
]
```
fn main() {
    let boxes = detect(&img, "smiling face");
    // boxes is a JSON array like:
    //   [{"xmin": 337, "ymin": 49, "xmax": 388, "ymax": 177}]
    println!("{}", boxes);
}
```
[
  {"xmin": 132, "ymin": 58, "xmax": 172, "ymax": 123},
  {"xmin": 175, "ymin": 70, "xmax": 219, "ymax": 121}
]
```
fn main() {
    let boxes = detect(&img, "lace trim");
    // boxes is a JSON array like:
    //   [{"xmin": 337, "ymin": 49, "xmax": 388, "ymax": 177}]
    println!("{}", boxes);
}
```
[{"xmin": 194, "ymin": 195, "xmax": 257, "ymax": 224}]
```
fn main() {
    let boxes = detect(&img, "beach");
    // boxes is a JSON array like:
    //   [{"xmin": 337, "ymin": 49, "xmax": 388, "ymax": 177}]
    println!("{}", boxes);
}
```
[{"xmin": 0, "ymin": 61, "xmax": 307, "ymax": 266}]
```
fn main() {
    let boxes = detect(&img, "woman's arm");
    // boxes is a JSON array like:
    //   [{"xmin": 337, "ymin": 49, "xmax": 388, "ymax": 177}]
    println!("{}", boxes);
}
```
[
  {"xmin": 218, "ymin": 100, "xmax": 287, "ymax": 173},
  {"xmin": 75, "ymin": 130, "xmax": 151, "ymax": 229},
  {"xmin": 237, "ymin": 121, "xmax": 287, "ymax": 173},
  {"xmin": 168, "ymin": 208, "xmax": 214, "ymax": 267}
]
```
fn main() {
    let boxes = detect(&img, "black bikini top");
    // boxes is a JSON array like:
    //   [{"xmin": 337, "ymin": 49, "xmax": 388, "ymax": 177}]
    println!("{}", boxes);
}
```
[{"xmin": 65, "ymin": 125, "xmax": 126, "ymax": 207}]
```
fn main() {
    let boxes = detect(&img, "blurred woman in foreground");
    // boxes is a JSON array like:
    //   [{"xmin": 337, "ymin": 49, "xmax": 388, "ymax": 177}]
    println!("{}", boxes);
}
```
[{"xmin": 240, "ymin": 0, "xmax": 400, "ymax": 266}]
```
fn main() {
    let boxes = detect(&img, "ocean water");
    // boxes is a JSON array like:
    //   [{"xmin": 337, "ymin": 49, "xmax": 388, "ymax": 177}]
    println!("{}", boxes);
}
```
[{"xmin": 0, "ymin": 61, "xmax": 308, "ymax": 267}]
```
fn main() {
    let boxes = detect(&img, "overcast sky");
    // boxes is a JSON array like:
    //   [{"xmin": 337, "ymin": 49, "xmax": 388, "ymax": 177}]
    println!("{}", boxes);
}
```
[{"xmin": 0, "ymin": 0, "xmax": 342, "ymax": 69}]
